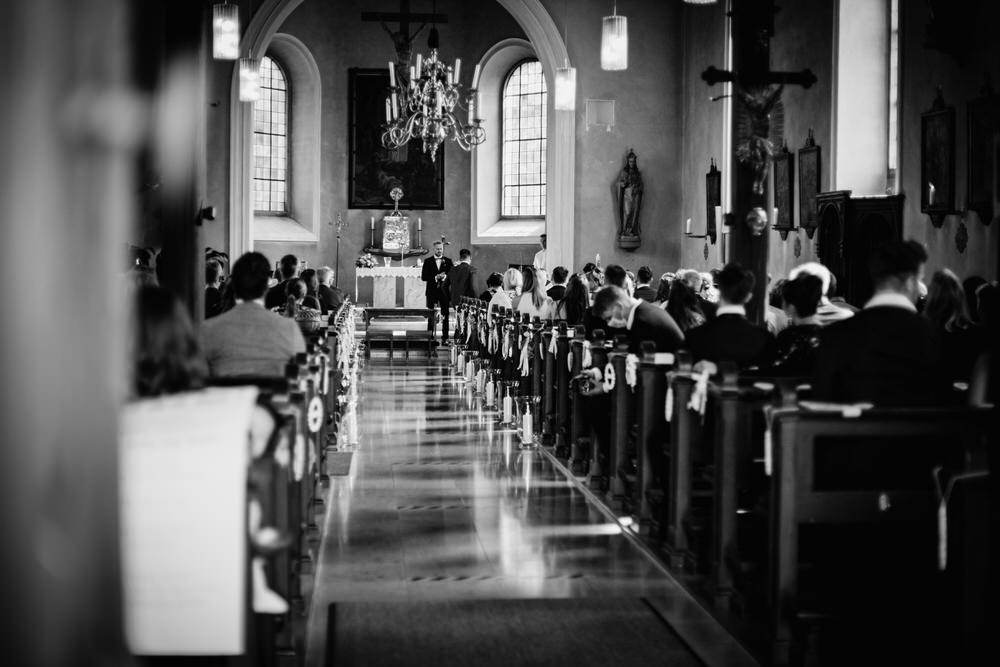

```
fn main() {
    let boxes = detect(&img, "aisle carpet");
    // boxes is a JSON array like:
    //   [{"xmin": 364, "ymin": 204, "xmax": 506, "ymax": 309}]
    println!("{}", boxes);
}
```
[{"xmin": 325, "ymin": 598, "xmax": 703, "ymax": 666}]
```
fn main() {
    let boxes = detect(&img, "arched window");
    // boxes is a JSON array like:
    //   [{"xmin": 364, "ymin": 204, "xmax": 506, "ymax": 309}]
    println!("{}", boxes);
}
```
[
  {"xmin": 253, "ymin": 56, "xmax": 289, "ymax": 214},
  {"xmin": 501, "ymin": 60, "xmax": 547, "ymax": 217}
]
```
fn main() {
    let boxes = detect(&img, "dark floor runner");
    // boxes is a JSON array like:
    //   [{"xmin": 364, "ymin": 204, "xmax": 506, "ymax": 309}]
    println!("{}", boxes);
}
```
[
  {"xmin": 326, "ymin": 598, "xmax": 703, "ymax": 666},
  {"xmin": 325, "ymin": 451, "xmax": 354, "ymax": 476}
]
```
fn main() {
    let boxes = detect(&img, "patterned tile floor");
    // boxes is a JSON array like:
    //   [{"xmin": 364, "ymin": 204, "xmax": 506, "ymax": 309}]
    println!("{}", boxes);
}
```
[{"xmin": 304, "ymin": 359, "xmax": 758, "ymax": 666}]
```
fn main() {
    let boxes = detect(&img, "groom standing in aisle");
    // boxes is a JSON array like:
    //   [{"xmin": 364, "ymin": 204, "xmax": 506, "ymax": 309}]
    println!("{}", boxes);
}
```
[{"xmin": 422, "ymin": 240, "xmax": 454, "ymax": 343}]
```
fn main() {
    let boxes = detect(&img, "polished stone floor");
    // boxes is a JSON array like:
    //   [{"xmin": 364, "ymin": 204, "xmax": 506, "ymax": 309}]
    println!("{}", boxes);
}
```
[{"xmin": 305, "ymin": 359, "xmax": 757, "ymax": 666}]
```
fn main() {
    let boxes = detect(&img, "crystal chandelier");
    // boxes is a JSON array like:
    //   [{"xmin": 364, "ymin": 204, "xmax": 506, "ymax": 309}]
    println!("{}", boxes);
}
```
[{"xmin": 382, "ymin": 28, "xmax": 484, "ymax": 162}]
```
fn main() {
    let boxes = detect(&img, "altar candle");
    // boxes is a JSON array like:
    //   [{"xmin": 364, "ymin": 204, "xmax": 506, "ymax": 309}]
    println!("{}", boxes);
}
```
[
  {"xmin": 370, "ymin": 216, "xmax": 375, "ymax": 230},
  {"xmin": 502, "ymin": 394, "xmax": 513, "ymax": 423},
  {"xmin": 384, "ymin": 98, "xmax": 391, "ymax": 122},
  {"xmin": 418, "ymin": 217, "xmax": 422, "ymax": 231},
  {"xmin": 409, "ymin": 65, "xmax": 416, "ymax": 85},
  {"xmin": 714, "ymin": 206, "xmax": 722, "ymax": 225},
  {"xmin": 391, "ymin": 92, "xmax": 398, "ymax": 119},
  {"xmin": 388, "ymin": 61, "xmax": 396, "ymax": 87},
  {"xmin": 522, "ymin": 411, "xmax": 533, "ymax": 444},
  {"xmin": 685, "ymin": 218, "xmax": 692, "ymax": 235},
  {"xmin": 471, "ymin": 63, "xmax": 481, "ymax": 89}
]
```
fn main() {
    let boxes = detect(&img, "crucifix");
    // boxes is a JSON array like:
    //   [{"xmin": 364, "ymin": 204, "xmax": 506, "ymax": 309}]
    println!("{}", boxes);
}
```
[
  {"xmin": 361, "ymin": 0, "xmax": 449, "ymax": 72},
  {"xmin": 703, "ymin": 0, "xmax": 818, "ymax": 325}
]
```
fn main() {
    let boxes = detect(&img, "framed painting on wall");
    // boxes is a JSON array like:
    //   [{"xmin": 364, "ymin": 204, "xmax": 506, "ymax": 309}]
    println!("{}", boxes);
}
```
[
  {"xmin": 797, "ymin": 130, "xmax": 821, "ymax": 239},
  {"xmin": 348, "ymin": 68, "xmax": 444, "ymax": 210},
  {"xmin": 920, "ymin": 90, "xmax": 955, "ymax": 227},
  {"xmin": 772, "ymin": 143, "xmax": 795, "ymax": 240}
]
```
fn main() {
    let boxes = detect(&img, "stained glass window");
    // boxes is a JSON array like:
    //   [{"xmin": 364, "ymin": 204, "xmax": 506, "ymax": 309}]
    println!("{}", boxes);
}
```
[
  {"xmin": 501, "ymin": 60, "xmax": 547, "ymax": 217},
  {"xmin": 253, "ymin": 56, "xmax": 288, "ymax": 214}
]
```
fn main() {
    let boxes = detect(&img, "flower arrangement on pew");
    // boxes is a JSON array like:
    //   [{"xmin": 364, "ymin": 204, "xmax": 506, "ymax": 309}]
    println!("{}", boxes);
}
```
[{"xmin": 355, "ymin": 252, "xmax": 376, "ymax": 269}]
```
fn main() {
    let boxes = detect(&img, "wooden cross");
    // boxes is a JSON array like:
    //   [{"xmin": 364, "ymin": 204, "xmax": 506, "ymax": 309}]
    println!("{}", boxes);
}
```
[{"xmin": 362, "ymin": 0, "xmax": 448, "ymax": 67}]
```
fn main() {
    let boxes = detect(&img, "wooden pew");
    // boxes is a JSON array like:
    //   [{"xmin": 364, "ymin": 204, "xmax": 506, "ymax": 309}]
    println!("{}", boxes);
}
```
[
  {"xmin": 767, "ymin": 406, "xmax": 994, "ymax": 665},
  {"xmin": 632, "ymin": 343, "xmax": 675, "ymax": 532},
  {"xmin": 606, "ymin": 341, "xmax": 634, "ymax": 503},
  {"xmin": 663, "ymin": 352, "xmax": 705, "ymax": 569},
  {"xmin": 568, "ymin": 325, "xmax": 590, "ymax": 474}
]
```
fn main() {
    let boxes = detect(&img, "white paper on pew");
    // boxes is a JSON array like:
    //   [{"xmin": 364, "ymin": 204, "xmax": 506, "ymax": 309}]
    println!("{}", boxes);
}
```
[
  {"xmin": 798, "ymin": 400, "xmax": 874, "ymax": 417},
  {"xmin": 653, "ymin": 352, "xmax": 674, "ymax": 365},
  {"xmin": 393, "ymin": 330, "xmax": 407, "ymax": 337},
  {"xmin": 119, "ymin": 387, "xmax": 258, "ymax": 655}
]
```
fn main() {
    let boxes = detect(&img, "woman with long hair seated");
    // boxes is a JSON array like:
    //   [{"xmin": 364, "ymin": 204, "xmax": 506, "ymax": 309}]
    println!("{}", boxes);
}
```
[
  {"xmin": 924, "ymin": 269, "xmax": 987, "ymax": 382},
  {"xmin": 278, "ymin": 278, "xmax": 323, "ymax": 335},
  {"xmin": 517, "ymin": 266, "xmax": 554, "ymax": 319},
  {"xmin": 132, "ymin": 285, "xmax": 208, "ymax": 397},
  {"xmin": 489, "ymin": 267, "xmax": 522, "ymax": 319},
  {"xmin": 654, "ymin": 272, "xmax": 674, "ymax": 307},
  {"xmin": 555, "ymin": 273, "xmax": 590, "ymax": 326},
  {"xmin": 664, "ymin": 279, "xmax": 706, "ymax": 333}
]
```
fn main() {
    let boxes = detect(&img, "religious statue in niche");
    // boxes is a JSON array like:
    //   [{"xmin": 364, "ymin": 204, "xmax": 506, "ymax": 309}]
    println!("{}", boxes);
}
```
[{"xmin": 616, "ymin": 149, "xmax": 643, "ymax": 250}]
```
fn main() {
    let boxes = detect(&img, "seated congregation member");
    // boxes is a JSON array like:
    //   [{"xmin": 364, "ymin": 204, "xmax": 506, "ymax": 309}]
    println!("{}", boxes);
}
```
[
  {"xmin": 584, "ymin": 264, "xmax": 628, "ymax": 340},
  {"xmin": 264, "ymin": 254, "xmax": 299, "ymax": 310},
  {"xmin": 582, "ymin": 262, "xmax": 605, "ymax": 297},
  {"xmin": 763, "ymin": 273, "xmax": 823, "ymax": 377},
  {"xmin": 827, "ymin": 272, "xmax": 859, "ymax": 313},
  {"xmin": 765, "ymin": 276, "xmax": 789, "ymax": 335},
  {"xmin": 480, "ymin": 271, "xmax": 503, "ymax": 302},
  {"xmin": 788, "ymin": 261, "xmax": 853, "ymax": 325},
  {"xmin": 517, "ymin": 266, "xmax": 554, "ymax": 319},
  {"xmin": 676, "ymin": 269, "xmax": 717, "ymax": 320},
  {"xmin": 488, "ymin": 267, "xmax": 521, "ymax": 319},
  {"xmin": 205, "ymin": 259, "xmax": 224, "ymax": 320},
  {"xmin": 924, "ymin": 268, "xmax": 987, "ymax": 383},
  {"xmin": 812, "ymin": 240, "xmax": 949, "ymax": 406},
  {"xmin": 547, "ymin": 265, "xmax": 569, "ymax": 301},
  {"xmin": 664, "ymin": 279, "xmax": 706, "ymax": 333},
  {"xmin": 554, "ymin": 273, "xmax": 590, "ymax": 326},
  {"xmin": 132, "ymin": 285, "xmax": 207, "ymax": 397},
  {"xmin": 684, "ymin": 262, "xmax": 775, "ymax": 369},
  {"xmin": 200, "ymin": 251, "xmax": 306, "ymax": 377},
  {"xmin": 654, "ymin": 272, "xmax": 674, "ymax": 307},
  {"xmin": 279, "ymin": 279, "xmax": 323, "ymax": 336},
  {"xmin": 448, "ymin": 249, "xmax": 478, "ymax": 312},
  {"xmin": 316, "ymin": 266, "xmax": 343, "ymax": 314},
  {"xmin": 592, "ymin": 284, "xmax": 684, "ymax": 353},
  {"xmin": 633, "ymin": 265, "xmax": 657, "ymax": 302}
]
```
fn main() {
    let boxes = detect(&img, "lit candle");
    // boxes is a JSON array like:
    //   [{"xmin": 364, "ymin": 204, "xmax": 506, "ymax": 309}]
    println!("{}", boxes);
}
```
[
  {"xmin": 685, "ymin": 218, "xmax": 692, "ymax": 235},
  {"xmin": 502, "ymin": 394, "xmax": 513, "ymax": 423},
  {"xmin": 522, "ymin": 410, "xmax": 533, "ymax": 444},
  {"xmin": 409, "ymin": 65, "xmax": 416, "ymax": 84},
  {"xmin": 390, "ymin": 92, "xmax": 398, "ymax": 119},
  {"xmin": 370, "ymin": 216, "xmax": 375, "ymax": 230},
  {"xmin": 388, "ymin": 61, "xmax": 396, "ymax": 87},
  {"xmin": 446, "ymin": 71, "xmax": 453, "ymax": 85},
  {"xmin": 486, "ymin": 380, "xmax": 495, "ymax": 407},
  {"xmin": 418, "ymin": 217, "xmax": 422, "ymax": 231},
  {"xmin": 714, "ymin": 206, "xmax": 722, "ymax": 225},
  {"xmin": 928, "ymin": 182, "xmax": 936, "ymax": 206},
  {"xmin": 772, "ymin": 207, "xmax": 778, "ymax": 226},
  {"xmin": 415, "ymin": 53, "xmax": 422, "ymax": 75},
  {"xmin": 471, "ymin": 63, "xmax": 481, "ymax": 89}
]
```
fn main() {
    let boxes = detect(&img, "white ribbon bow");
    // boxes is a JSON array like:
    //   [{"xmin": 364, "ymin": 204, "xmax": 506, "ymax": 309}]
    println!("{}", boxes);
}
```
[
  {"xmin": 518, "ymin": 330, "xmax": 532, "ymax": 376},
  {"xmin": 687, "ymin": 369, "xmax": 711, "ymax": 417},
  {"xmin": 582, "ymin": 340, "xmax": 593, "ymax": 369},
  {"xmin": 625, "ymin": 354, "xmax": 639, "ymax": 390},
  {"xmin": 548, "ymin": 331, "xmax": 558, "ymax": 355}
]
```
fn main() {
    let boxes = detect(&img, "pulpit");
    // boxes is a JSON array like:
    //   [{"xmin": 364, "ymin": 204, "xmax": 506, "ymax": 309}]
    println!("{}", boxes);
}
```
[{"xmin": 355, "ymin": 264, "xmax": 425, "ymax": 308}]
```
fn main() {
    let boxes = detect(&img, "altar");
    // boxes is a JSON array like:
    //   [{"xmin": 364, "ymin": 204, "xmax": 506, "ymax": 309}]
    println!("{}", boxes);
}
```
[{"xmin": 355, "ymin": 265, "xmax": 425, "ymax": 308}]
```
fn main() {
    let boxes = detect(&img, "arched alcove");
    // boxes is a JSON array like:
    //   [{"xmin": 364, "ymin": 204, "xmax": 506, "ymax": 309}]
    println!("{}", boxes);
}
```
[{"xmin": 229, "ymin": 0, "xmax": 575, "ymax": 270}]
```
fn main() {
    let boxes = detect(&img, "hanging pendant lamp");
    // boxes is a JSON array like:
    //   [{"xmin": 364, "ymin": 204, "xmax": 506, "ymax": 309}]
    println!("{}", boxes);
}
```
[
  {"xmin": 601, "ymin": 3, "xmax": 628, "ymax": 71},
  {"xmin": 239, "ymin": 57, "xmax": 260, "ymax": 102},
  {"xmin": 554, "ymin": 59, "xmax": 577, "ymax": 111},
  {"xmin": 212, "ymin": 2, "xmax": 240, "ymax": 60}
]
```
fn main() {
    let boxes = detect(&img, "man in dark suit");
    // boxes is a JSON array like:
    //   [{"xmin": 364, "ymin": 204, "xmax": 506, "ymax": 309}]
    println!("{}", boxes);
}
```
[
  {"xmin": 812, "ymin": 240, "xmax": 950, "ymax": 406},
  {"xmin": 592, "ymin": 285, "xmax": 684, "ymax": 353},
  {"xmin": 684, "ymin": 262, "xmax": 775, "ymax": 369},
  {"xmin": 421, "ymin": 240, "xmax": 453, "ymax": 342},
  {"xmin": 448, "ymin": 249, "xmax": 478, "ymax": 334},
  {"xmin": 633, "ymin": 265, "xmax": 657, "ymax": 302},
  {"xmin": 264, "ymin": 254, "xmax": 298, "ymax": 310},
  {"xmin": 547, "ymin": 266, "xmax": 569, "ymax": 301},
  {"xmin": 316, "ymin": 266, "xmax": 343, "ymax": 315}
]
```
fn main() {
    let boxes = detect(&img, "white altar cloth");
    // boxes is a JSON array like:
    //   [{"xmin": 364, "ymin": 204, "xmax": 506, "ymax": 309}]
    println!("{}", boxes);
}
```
[{"xmin": 356, "ymin": 266, "xmax": 425, "ymax": 308}]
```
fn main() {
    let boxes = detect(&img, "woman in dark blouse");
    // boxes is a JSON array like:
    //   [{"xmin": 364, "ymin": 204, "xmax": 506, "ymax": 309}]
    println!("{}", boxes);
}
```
[{"xmin": 766, "ymin": 273, "xmax": 823, "ymax": 377}]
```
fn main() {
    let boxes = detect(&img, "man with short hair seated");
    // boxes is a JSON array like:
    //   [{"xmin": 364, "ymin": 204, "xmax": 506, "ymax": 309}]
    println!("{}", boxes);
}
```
[
  {"xmin": 201, "ymin": 251, "xmax": 306, "ymax": 377},
  {"xmin": 633, "ymin": 265, "xmax": 657, "ymax": 302},
  {"xmin": 684, "ymin": 262, "xmax": 775, "ymax": 369},
  {"xmin": 264, "ymin": 254, "xmax": 299, "ymax": 310},
  {"xmin": 812, "ymin": 240, "xmax": 949, "ymax": 406},
  {"xmin": 316, "ymin": 266, "xmax": 343, "ymax": 314},
  {"xmin": 591, "ymin": 284, "xmax": 684, "ymax": 353},
  {"xmin": 547, "ymin": 266, "xmax": 569, "ymax": 301}
]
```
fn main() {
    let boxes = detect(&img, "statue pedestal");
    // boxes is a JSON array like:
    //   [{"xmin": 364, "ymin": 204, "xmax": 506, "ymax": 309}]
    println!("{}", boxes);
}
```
[{"xmin": 617, "ymin": 235, "xmax": 641, "ymax": 250}]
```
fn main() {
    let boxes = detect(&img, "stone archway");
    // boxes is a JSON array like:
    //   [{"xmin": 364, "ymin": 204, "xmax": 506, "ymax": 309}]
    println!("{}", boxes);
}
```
[{"xmin": 228, "ymin": 0, "xmax": 575, "ymax": 269}]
